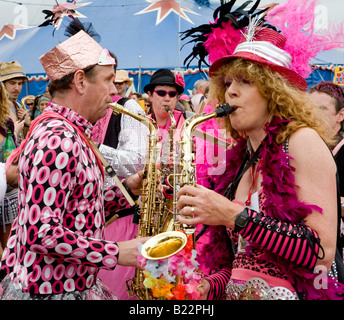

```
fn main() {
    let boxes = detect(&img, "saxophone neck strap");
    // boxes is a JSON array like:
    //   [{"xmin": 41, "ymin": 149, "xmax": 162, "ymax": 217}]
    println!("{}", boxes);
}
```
[{"xmin": 223, "ymin": 141, "xmax": 263, "ymax": 200}]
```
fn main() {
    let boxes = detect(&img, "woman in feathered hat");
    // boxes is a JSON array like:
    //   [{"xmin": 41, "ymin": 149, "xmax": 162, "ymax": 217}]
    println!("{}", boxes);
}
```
[{"xmin": 178, "ymin": 0, "xmax": 344, "ymax": 300}]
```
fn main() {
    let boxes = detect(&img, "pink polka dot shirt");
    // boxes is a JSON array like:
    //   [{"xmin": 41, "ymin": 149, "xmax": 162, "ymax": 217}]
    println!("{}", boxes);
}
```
[{"xmin": 0, "ymin": 104, "xmax": 130, "ymax": 295}]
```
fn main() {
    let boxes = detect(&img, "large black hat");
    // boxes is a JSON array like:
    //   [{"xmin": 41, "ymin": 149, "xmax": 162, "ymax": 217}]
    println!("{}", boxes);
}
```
[{"xmin": 144, "ymin": 69, "xmax": 184, "ymax": 95}]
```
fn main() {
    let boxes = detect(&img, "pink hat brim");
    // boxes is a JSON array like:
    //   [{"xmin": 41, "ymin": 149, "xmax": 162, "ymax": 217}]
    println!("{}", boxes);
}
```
[{"xmin": 209, "ymin": 51, "xmax": 308, "ymax": 92}]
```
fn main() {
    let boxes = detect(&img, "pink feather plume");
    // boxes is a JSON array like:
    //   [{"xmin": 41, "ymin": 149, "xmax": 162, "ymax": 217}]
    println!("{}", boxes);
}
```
[
  {"xmin": 204, "ymin": 20, "xmax": 243, "ymax": 64},
  {"xmin": 266, "ymin": 0, "xmax": 344, "ymax": 78}
]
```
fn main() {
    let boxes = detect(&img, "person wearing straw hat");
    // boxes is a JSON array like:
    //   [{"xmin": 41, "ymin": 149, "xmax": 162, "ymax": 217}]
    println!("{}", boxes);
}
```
[
  {"xmin": 177, "ymin": 0, "xmax": 344, "ymax": 300},
  {"xmin": 0, "ymin": 61, "xmax": 31, "ymax": 141},
  {"xmin": 114, "ymin": 69, "xmax": 134, "ymax": 98},
  {"xmin": 0, "ymin": 30, "xmax": 150, "ymax": 300},
  {"xmin": 0, "ymin": 80, "xmax": 21, "ymax": 265}
]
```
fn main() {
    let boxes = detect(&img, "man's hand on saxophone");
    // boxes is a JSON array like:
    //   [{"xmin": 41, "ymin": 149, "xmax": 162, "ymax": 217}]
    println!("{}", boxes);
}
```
[
  {"xmin": 117, "ymin": 237, "xmax": 151, "ymax": 268},
  {"xmin": 123, "ymin": 170, "xmax": 145, "ymax": 197},
  {"xmin": 123, "ymin": 169, "xmax": 164, "ymax": 197}
]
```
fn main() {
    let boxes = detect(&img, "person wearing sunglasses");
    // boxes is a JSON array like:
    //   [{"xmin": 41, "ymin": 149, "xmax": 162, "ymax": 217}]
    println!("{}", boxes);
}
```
[
  {"xmin": 143, "ymin": 68, "xmax": 194, "ymax": 227},
  {"xmin": 144, "ymin": 68, "xmax": 186, "ymax": 146}
]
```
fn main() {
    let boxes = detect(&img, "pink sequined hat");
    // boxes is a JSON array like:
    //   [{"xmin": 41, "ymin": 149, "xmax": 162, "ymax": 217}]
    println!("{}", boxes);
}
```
[{"xmin": 40, "ymin": 30, "xmax": 116, "ymax": 81}]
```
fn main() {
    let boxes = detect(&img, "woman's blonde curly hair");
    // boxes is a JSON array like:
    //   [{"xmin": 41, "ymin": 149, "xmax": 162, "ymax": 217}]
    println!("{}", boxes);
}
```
[{"xmin": 209, "ymin": 58, "xmax": 333, "ymax": 146}]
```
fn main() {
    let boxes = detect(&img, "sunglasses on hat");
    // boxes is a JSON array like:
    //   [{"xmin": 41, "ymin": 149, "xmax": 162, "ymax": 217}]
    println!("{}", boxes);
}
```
[{"xmin": 154, "ymin": 90, "xmax": 178, "ymax": 98}]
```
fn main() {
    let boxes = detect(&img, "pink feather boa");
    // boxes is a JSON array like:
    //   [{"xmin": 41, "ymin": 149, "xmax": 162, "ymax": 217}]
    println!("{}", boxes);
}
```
[{"xmin": 198, "ymin": 116, "xmax": 344, "ymax": 300}]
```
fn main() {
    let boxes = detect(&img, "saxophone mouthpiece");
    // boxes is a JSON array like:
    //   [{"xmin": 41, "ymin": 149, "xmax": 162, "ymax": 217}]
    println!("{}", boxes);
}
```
[{"xmin": 215, "ymin": 103, "xmax": 236, "ymax": 117}]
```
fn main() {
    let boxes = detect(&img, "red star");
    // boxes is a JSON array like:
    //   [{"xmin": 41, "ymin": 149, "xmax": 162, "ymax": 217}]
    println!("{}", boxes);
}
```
[
  {"xmin": 0, "ymin": 24, "xmax": 28, "ymax": 41},
  {"xmin": 136, "ymin": 0, "xmax": 198, "ymax": 25}
]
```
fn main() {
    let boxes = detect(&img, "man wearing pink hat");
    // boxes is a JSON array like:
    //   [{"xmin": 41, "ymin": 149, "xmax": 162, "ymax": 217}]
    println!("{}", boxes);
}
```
[{"xmin": 0, "ymin": 30, "xmax": 149, "ymax": 300}]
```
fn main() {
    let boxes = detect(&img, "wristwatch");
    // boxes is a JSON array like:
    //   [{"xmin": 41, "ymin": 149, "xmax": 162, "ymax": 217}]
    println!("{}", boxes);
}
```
[{"xmin": 234, "ymin": 208, "xmax": 250, "ymax": 231}]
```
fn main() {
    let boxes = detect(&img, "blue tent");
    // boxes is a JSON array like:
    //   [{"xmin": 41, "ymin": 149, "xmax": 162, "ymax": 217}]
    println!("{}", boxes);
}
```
[
  {"xmin": 0, "ymin": 0, "xmax": 218, "ymax": 99},
  {"xmin": 0, "ymin": 0, "xmax": 343, "ymax": 100}
]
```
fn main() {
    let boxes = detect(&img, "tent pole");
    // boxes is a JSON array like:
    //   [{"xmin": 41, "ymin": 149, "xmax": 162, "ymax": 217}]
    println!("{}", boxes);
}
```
[{"xmin": 138, "ymin": 54, "xmax": 142, "ymax": 93}]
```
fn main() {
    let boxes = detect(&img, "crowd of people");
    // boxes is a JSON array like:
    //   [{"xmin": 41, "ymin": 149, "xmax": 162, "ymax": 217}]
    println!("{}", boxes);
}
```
[{"xmin": 0, "ymin": 0, "xmax": 343, "ymax": 301}]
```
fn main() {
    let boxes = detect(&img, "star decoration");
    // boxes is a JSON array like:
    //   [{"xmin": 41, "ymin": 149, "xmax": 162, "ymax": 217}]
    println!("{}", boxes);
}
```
[
  {"xmin": 0, "ymin": 24, "xmax": 30, "ymax": 41},
  {"xmin": 135, "ymin": 0, "xmax": 198, "ymax": 25},
  {"xmin": 52, "ymin": 1, "xmax": 91, "ymax": 29},
  {"xmin": 40, "ymin": 1, "xmax": 91, "ymax": 30}
]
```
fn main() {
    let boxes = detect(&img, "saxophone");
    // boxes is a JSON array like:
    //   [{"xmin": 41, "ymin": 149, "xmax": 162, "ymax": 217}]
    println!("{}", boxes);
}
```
[
  {"xmin": 108, "ymin": 102, "xmax": 235, "ymax": 299},
  {"xmin": 171, "ymin": 103, "xmax": 236, "ymax": 233},
  {"xmin": 160, "ymin": 105, "xmax": 176, "ymax": 181},
  {"xmin": 108, "ymin": 102, "xmax": 164, "ymax": 299},
  {"xmin": 160, "ymin": 105, "xmax": 177, "ymax": 232}
]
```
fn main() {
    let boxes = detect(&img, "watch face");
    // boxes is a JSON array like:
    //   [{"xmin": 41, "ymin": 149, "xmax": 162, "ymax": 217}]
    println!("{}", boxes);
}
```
[
  {"xmin": 235, "ymin": 209, "xmax": 249, "ymax": 228},
  {"xmin": 237, "ymin": 215, "xmax": 247, "ymax": 228}
]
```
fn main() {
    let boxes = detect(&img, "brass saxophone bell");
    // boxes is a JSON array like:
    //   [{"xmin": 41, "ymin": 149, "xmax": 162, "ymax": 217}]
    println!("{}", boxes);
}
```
[{"xmin": 141, "ymin": 231, "xmax": 187, "ymax": 260}]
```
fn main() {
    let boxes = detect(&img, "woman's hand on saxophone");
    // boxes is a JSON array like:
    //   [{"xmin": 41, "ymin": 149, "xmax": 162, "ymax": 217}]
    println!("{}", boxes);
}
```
[
  {"xmin": 197, "ymin": 279, "xmax": 210, "ymax": 300},
  {"xmin": 176, "ymin": 184, "xmax": 244, "ymax": 229}
]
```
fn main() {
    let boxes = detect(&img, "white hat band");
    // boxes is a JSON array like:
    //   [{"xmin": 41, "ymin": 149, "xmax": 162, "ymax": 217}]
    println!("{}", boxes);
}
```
[{"xmin": 233, "ymin": 41, "xmax": 292, "ymax": 68}]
